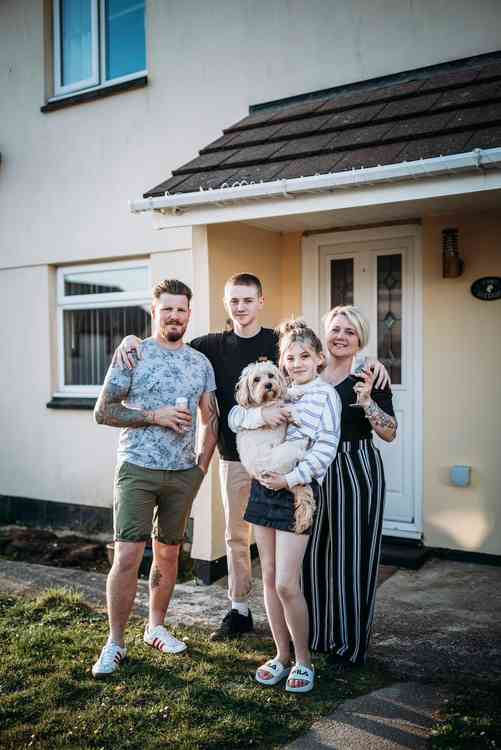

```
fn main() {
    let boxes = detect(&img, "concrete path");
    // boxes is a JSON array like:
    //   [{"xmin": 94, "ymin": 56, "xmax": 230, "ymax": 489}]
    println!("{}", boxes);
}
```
[
  {"xmin": 370, "ymin": 557, "xmax": 501, "ymax": 682},
  {"xmin": 285, "ymin": 682, "xmax": 452, "ymax": 750},
  {"xmin": 0, "ymin": 557, "xmax": 268, "ymax": 629},
  {"xmin": 0, "ymin": 557, "xmax": 395, "ymax": 631}
]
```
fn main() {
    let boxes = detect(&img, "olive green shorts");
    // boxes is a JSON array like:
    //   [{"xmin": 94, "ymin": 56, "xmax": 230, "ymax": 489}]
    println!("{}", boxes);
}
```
[{"xmin": 113, "ymin": 461, "xmax": 205, "ymax": 545}]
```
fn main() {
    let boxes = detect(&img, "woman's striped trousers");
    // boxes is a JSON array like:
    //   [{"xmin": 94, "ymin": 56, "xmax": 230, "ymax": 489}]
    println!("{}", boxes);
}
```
[{"xmin": 302, "ymin": 438, "xmax": 386, "ymax": 664}]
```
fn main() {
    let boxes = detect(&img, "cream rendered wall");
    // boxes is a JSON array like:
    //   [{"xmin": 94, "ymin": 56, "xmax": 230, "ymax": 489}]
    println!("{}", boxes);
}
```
[
  {"xmin": 2, "ymin": 0, "xmax": 501, "ymax": 557},
  {"xmin": 148, "ymin": 230, "xmax": 215, "ymax": 562},
  {"xmin": 207, "ymin": 226, "xmax": 303, "ymax": 329},
  {"xmin": 422, "ymin": 211, "xmax": 501, "ymax": 555},
  {"xmin": 280, "ymin": 233, "xmax": 303, "ymax": 321},
  {"xmin": 0, "ymin": 229, "xmax": 215, "ymax": 559},
  {"xmin": 2, "ymin": 1, "xmax": 501, "ymax": 270},
  {"xmin": 0, "ymin": 242, "xmax": 205, "ymax": 500},
  {"xmin": 207, "ymin": 224, "xmax": 283, "ymax": 330},
  {"xmin": 0, "ymin": 265, "xmax": 119, "ymax": 507},
  {"xmin": 205, "ymin": 226, "xmax": 305, "ymax": 558},
  {"xmin": 206, "ymin": 223, "xmax": 283, "ymax": 558}
]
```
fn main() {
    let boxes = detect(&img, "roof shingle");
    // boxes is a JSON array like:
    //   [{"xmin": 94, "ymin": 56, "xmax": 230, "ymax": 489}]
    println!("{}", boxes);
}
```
[{"xmin": 144, "ymin": 53, "xmax": 501, "ymax": 197}]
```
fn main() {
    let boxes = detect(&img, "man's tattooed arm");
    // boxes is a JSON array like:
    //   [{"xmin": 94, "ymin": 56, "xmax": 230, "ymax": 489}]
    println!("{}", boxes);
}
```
[
  {"xmin": 363, "ymin": 400, "xmax": 398, "ymax": 442},
  {"xmin": 94, "ymin": 380, "xmax": 156, "ymax": 428},
  {"xmin": 197, "ymin": 391, "xmax": 219, "ymax": 473}
]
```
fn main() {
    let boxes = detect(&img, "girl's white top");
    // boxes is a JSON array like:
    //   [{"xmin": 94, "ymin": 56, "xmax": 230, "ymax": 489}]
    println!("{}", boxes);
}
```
[{"xmin": 228, "ymin": 377, "xmax": 341, "ymax": 488}]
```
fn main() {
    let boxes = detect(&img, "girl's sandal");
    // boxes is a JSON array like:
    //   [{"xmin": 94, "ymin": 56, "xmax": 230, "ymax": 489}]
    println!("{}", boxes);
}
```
[
  {"xmin": 255, "ymin": 658, "xmax": 290, "ymax": 686},
  {"xmin": 285, "ymin": 663, "xmax": 315, "ymax": 693}
]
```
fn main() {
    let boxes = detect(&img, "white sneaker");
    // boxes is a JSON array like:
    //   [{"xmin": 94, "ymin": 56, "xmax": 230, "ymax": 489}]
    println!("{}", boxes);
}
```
[
  {"xmin": 144, "ymin": 624, "xmax": 187, "ymax": 654},
  {"xmin": 92, "ymin": 640, "xmax": 127, "ymax": 678}
]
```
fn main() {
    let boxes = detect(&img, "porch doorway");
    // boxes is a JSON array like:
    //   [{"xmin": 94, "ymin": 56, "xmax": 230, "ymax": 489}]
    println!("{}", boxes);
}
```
[{"xmin": 303, "ymin": 225, "xmax": 423, "ymax": 540}]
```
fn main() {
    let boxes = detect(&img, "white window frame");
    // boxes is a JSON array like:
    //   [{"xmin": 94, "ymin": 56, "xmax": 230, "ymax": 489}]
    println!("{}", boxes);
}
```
[
  {"xmin": 56, "ymin": 259, "xmax": 151, "ymax": 397},
  {"xmin": 52, "ymin": 0, "xmax": 147, "ymax": 100}
]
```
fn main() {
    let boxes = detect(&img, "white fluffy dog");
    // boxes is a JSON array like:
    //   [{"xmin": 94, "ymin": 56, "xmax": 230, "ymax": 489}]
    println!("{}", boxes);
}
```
[{"xmin": 235, "ymin": 360, "xmax": 316, "ymax": 534}]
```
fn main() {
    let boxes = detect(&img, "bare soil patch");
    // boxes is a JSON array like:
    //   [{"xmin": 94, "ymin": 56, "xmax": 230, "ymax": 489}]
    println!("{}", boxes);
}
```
[{"xmin": 0, "ymin": 526, "xmax": 109, "ymax": 574}]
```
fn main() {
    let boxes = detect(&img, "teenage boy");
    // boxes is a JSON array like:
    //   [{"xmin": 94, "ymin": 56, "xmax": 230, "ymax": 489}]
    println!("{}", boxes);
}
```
[
  {"xmin": 190, "ymin": 274, "xmax": 278, "ymax": 639},
  {"xmin": 114, "ymin": 273, "xmax": 288, "ymax": 640},
  {"xmin": 92, "ymin": 279, "xmax": 218, "ymax": 676}
]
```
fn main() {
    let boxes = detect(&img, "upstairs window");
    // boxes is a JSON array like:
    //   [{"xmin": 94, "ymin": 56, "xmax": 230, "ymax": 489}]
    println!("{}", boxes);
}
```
[
  {"xmin": 57, "ymin": 261, "xmax": 151, "ymax": 395},
  {"xmin": 52, "ymin": 0, "xmax": 146, "ymax": 97}
]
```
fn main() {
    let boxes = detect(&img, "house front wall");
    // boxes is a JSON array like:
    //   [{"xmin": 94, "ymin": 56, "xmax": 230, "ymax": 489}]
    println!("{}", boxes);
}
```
[
  {"xmin": 298, "ymin": 210, "xmax": 501, "ymax": 556},
  {"xmin": 205, "ymin": 223, "xmax": 302, "ymax": 559},
  {"xmin": 422, "ymin": 211, "xmax": 501, "ymax": 556},
  {"xmin": 1, "ymin": 0, "xmax": 501, "ymax": 561},
  {"xmin": 2, "ymin": 0, "xmax": 501, "ymax": 271},
  {"xmin": 0, "ymin": 264, "xmax": 119, "ymax": 509}
]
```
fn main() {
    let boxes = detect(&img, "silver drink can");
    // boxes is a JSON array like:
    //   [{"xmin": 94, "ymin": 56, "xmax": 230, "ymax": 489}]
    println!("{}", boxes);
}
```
[{"xmin": 175, "ymin": 397, "xmax": 189, "ymax": 431}]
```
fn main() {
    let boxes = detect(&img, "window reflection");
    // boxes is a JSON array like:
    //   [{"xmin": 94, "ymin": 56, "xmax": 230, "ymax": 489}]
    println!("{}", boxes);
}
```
[
  {"xmin": 330, "ymin": 258, "xmax": 354, "ymax": 308},
  {"xmin": 64, "ymin": 267, "xmax": 149, "ymax": 296}
]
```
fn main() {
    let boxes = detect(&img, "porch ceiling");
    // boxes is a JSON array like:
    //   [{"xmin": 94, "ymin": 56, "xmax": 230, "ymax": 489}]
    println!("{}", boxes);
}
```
[{"xmin": 241, "ymin": 186, "xmax": 501, "ymax": 233}]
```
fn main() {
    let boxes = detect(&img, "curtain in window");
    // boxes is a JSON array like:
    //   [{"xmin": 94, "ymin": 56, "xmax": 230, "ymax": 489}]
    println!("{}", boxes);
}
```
[
  {"xmin": 63, "ymin": 305, "xmax": 151, "ymax": 385},
  {"xmin": 61, "ymin": 0, "xmax": 93, "ymax": 86}
]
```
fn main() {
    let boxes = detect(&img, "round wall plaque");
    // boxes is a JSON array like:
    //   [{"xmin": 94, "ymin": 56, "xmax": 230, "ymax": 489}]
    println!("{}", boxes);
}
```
[{"xmin": 470, "ymin": 277, "xmax": 501, "ymax": 301}]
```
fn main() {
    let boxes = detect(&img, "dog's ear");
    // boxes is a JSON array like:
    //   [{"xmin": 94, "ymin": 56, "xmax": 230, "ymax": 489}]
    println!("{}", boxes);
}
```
[
  {"xmin": 276, "ymin": 368, "xmax": 288, "ymax": 399},
  {"xmin": 235, "ymin": 372, "xmax": 252, "ymax": 408}
]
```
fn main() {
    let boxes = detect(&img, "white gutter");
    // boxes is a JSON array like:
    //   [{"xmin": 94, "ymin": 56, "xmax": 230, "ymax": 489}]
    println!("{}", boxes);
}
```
[{"xmin": 129, "ymin": 147, "xmax": 501, "ymax": 215}]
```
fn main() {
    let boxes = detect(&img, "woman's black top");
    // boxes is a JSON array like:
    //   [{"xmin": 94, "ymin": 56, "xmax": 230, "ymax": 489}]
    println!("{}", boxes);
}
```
[{"xmin": 335, "ymin": 377, "xmax": 394, "ymax": 442}]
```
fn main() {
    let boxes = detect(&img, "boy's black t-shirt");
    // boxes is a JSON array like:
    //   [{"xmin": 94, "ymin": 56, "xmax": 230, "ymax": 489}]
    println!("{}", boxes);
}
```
[{"xmin": 190, "ymin": 328, "xmax": 279, "ymax": 461}]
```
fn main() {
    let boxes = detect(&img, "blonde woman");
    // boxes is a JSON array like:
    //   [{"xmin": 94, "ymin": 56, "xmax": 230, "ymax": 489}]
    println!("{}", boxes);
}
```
[{"xmin": 302, "ymin": 305, "xmax": 397, "ymax": 671}]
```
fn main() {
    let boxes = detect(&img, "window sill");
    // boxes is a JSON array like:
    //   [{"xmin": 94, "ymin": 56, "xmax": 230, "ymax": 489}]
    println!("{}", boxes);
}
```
[
  {"xmin": 47, "ymin": 396, "xmax": 97, "ymax": 411},
  {"xmin": 41, "ymin": 75, "xmax": 147, "ymax": 113}
]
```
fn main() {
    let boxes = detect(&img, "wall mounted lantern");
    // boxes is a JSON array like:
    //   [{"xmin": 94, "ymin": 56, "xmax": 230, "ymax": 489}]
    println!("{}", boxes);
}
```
[{"xmin": 442, "ymin": 227, "xmax": 464, "ymax": 278}]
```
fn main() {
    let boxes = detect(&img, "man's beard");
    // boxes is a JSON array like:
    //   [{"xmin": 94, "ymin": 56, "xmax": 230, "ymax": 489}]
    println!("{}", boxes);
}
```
[{"xmin": 159, "ymin": 323, "xmax": 186, "ymax": 342}]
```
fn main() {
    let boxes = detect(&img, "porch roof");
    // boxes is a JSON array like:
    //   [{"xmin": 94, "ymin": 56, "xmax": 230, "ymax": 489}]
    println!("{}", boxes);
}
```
[{"xmin": 143, "ymin": 52, "xmax": 501, "ymax": 200}]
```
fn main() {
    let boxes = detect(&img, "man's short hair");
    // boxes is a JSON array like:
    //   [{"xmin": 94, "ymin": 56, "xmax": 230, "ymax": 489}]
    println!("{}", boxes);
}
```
[
  {"xmin": 224, "ymin": 273, "xmax": 263, "ymax": 298},
  {"xmin": 152, "ymin": 279, "xmax": 193, "ymax": 305}
]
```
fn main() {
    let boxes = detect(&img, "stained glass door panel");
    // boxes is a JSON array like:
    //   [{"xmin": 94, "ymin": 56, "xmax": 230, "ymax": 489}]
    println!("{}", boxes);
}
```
[
  {"xmin": 377, "ymin": 254, "xmax": 402, "ymax": 385},
  {"xmin": 330, "ymin": 258, "xmax": 354, "ymax": 308}
]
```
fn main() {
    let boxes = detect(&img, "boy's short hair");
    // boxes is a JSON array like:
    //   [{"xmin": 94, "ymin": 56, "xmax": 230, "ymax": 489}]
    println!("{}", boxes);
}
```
[
  {"xmin": 224, "ymin": 273, "xmax": 263, "ymax": 298},
  {"xmin": 152, "ymin": 279, "xmax": 192, "ymax": 305}
]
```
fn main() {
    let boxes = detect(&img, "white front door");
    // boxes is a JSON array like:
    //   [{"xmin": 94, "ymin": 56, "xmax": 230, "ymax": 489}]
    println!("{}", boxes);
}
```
[{"xmin": 303, "ymin": 225, "xmax": 423, "ymax": 540}]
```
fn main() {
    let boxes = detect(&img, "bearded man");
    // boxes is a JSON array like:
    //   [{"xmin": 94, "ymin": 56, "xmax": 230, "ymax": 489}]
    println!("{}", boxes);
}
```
[{"xmin": 91, "ymin": 279, "xmax": 218, "ymax": 677}]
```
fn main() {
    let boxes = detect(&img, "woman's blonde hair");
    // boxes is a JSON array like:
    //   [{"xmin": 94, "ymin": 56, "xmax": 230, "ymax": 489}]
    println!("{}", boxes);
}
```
[
  {"xmin": 276, "ymin": 318, "xmax": 325, "ymax": 374},
  {"xmin": 323, "ymin": 305, "xmax": 370, "ymax": 349}
]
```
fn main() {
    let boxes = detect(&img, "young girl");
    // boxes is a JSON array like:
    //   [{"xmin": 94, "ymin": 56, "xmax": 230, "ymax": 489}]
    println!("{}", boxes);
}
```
[{"xmin": 228, "ymin": 319, "xmax": 341, "ymax": 693}]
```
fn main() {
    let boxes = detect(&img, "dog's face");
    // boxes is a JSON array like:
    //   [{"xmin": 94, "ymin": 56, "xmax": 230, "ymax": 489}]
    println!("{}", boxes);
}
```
[{"xmin": 235, "ymin": 360, "xmax": 287, "ymax": 407}]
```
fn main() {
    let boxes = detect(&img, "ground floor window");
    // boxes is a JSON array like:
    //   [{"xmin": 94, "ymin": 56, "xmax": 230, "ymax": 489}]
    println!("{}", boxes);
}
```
[{"xmin": 57, "ymin": 260, "xmax": 151, "ymax": 395}]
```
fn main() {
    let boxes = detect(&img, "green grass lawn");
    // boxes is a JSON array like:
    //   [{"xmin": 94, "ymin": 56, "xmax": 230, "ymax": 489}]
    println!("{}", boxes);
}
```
[
  {"xmin": 0, "ymin": 589, "xmax": 391, "ymax": 750},
  {"xmin": 430, "ymin": 688, "xmax": 501, "ymax": 750}
]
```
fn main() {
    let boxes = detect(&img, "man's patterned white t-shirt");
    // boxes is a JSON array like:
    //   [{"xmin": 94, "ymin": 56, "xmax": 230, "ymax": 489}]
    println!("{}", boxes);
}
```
[{"xmin": 103, "ymin": 339, "xmax": 216, "ymax": 470}]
